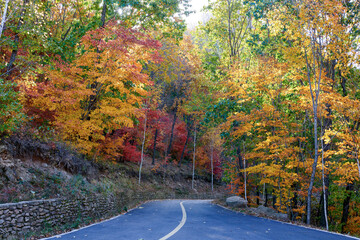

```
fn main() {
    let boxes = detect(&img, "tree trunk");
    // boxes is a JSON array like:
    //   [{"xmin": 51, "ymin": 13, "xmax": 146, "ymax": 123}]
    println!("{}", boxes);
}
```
[
  {"xmin": 179, "ymin": 116, "xmax": 193, "ymax": 167},
  {"xmin": 178, "ymin": 129, "xmax": 190, "ymax": 167},
  {"xmin": 74, "ymin": 0, "xmax": 108, "ymax": 122},
  {"xmin": 320, "ymin": 133, "xmax": 329, "ymax": 230},
  {"xmin": 243, "ymin": 141, "xmax": 247, "ymax": 201},
  {"xmin": 236, "ymin": 146, "xmax": 244, "ymax": 169},
  {"xmin": 263, "ymin": 182, "xmax": 266, "ymax": 201},
  {"xmin": 291, "ymin": 188, "xmax": 298, "ymax": 221},
  {"xmin": 264, "ymin": 187, "xmax": 268, "ymax": 207},
  {"xmin": 100, "ymin": 0, "xmax": 107, "ymax": 27},
  {"xmin": 138, "ymin": 111, "xmax": 147, "ymax": 185},
  {"xmin": 6, "ymin": 0, "xmax": 28, "ymax": 77},
  {"xmin": 152, "ymin": 128, "xmax": 158, "ymax": 165},
  {"xmin": 307, "ymin": 103, "xmax": 319, "ymax": 225},
  {"xmin": 356, "ymin": 150, "xmax": 360, "ymax": 179},
  {"xmin": 192, "ymin": 125, "xmax": 197, "ymax": 189},
  {"xmin": 236, "ymin": 145, "xmax": 244, "ymax": 188},
  {"xmin": 272, "ymin": 191, "xmax": 276, "ymax": 209},
  {"xmin": 166, "ymin": 106, "xmax": 178, "ymax": 159},
  {"xmin": 211, "ymin": 134, "xmax": 214, "ymax": 192},
  {"xmin": 304, "ymin": 34, "xmax": 323, "ymax": 225},
  {"xmin": 227, "ymin": 0, "xmax": 233, "ymax": 61},
  {"xmin": 317, "ymin": 192, "xmax": 324, "ymax": 226},
  {"xmin": 341, "ymin": 184, "xmax": 353, "ymax": 233},
  {"xmin": 0, "ymin": 0, "xmax": 10, "ymax": 38}
]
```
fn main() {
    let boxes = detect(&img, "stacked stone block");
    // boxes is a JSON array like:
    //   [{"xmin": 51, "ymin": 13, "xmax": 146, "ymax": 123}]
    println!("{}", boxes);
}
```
[{"xmin": 0, "ymin": 196, "xmax": 116, "ymax": 239}]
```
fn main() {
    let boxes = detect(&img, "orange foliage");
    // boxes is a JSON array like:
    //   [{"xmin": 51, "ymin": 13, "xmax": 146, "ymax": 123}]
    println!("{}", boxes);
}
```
[{"xmin": 25, "ymin": 21, "xmax": 161, "ymax": 159}]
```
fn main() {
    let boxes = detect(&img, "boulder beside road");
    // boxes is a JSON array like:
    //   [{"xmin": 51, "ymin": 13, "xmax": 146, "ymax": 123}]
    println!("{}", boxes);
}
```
[
  {"xmin": 226, "ymin": 196, "xmax": 248, "ymax": 208},
  {"xmin": 251, "ymin": 205, "xmax": 288, "ymax": 221}
]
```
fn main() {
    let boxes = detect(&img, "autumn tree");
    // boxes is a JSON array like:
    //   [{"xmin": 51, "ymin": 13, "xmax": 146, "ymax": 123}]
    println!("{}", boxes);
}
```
[
  {"xmin": 280, "ymin": 0, "xmax": 354, "ymax": 225},
  {"xmin": 26, "ymin": 21, "xmax": 161, "ymax": 159},
  {"xmin": 146, "ymin": 36, "xmax": 199, "ymax": 162}
]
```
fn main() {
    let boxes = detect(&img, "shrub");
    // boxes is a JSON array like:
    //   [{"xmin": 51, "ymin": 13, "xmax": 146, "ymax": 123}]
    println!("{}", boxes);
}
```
[{"xmin": 0, "ymin": 79, "xmax": 23, "ymax": 138}]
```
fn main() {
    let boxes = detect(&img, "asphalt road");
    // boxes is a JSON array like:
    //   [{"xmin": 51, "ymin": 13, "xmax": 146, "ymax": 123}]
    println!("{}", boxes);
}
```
[{"xmin": 44, "ymin": 200, "xmax": 359, "ymax": 240}]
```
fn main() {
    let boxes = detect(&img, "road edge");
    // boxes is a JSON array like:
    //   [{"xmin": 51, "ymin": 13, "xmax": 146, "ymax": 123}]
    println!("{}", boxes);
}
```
[
  {"xmin": 39, "ymin": 199, "xmax": 157, "ymax": 240},
  {"xmin": 40, "ymin": 199, "xmax": 212, "ymax": 240},
  {"xmin": 213, "ymin": 202, "xmax": 360, "ymax": 240}
]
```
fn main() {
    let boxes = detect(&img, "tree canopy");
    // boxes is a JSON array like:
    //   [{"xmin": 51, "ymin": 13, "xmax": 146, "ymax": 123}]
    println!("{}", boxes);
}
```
[{"xmin": 1, "ymin": 0, "xmax": 360, "ymax": 235}]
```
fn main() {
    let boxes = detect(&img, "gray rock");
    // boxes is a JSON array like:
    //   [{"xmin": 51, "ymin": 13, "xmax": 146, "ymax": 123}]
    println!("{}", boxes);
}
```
[
  {"xmin": 0, "ymin": 145, "xmax": 7, "ymax": 154},
  {"xmin": 226, "ymin": 196, "xmax": 247, "ymax": 208},
  {"xmin": 252, "ymin": 206, "xmax": 288, "ymax": 220},
  {"xmin": 257, "ymin": 205, "xmax": 277, "ymax": 215},
  {"xmin": 275, "ymin": 213, "xmax": 288, "ymax": 220},
  {"xmin": 17, "ymin": 167, "xmax": 32, "ymax": 182},
  {"xmin": 4, "ymin": 168, "xmax": 17, "ymax": 182}
]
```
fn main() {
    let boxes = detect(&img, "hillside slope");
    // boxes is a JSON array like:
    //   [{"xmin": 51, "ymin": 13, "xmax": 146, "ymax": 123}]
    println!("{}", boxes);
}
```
[{"xmin": 0, "ymin": 136, "xmax": 225, "ymax": 238}]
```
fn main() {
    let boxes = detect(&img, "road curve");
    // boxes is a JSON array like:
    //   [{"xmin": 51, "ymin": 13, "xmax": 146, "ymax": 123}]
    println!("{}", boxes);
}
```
[{"xmin": 43, "ymin": 199, "xmax": 359, "ymax": 240}]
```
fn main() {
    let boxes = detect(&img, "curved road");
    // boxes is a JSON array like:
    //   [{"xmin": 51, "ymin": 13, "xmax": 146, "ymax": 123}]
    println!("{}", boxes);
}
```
[{"xmin": 44, "ymin": 200, "xmax": 359, "ymax": 240}]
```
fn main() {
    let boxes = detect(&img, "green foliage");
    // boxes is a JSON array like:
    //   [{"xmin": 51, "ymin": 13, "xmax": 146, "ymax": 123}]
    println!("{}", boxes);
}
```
[
  {"xmin": 0, "ymin": 79, "xmax": 23, "ymax": 137},
  {"xmin": 118, "ymin": 0, "xmax": 191, "ymax": 40},
  {"xmin": 203, "ymin": 99, "xmax": 239, "ymax": 125}
]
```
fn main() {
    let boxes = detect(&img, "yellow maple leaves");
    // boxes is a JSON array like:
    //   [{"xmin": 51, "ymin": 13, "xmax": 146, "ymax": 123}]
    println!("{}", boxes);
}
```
[{"xmin": 27, "ymin": 21, "xmax": 161, "ymax": 158}]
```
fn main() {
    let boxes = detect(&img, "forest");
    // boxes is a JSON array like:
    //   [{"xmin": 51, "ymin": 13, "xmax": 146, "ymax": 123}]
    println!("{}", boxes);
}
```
[{"xmin": 0, "ymin": 0, "xmax": 360, "ymax": 236}]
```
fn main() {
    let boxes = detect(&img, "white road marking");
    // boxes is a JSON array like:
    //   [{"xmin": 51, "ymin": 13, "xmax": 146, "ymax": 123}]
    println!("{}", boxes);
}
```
[{"xmin": 159, "ymin": 201, "xmax": 187, "ymax": 240}]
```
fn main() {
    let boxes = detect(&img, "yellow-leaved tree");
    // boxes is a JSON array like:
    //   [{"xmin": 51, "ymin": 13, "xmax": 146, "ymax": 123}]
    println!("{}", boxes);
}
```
[{"xmin": 26, "ymin": 20, "xmax": 161, "ymax": 159}]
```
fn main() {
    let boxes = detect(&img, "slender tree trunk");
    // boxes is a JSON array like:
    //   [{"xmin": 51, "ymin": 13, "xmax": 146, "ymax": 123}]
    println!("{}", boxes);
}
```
[
  {"xmin": 226, "ymin": 0, "xmax": 233, "ymax": 62},
  {"xmin": 243, "ymin": 141, "xmax": 247, "ymax": 201},
  {"xmin": 319, "ymin": 60, "xmax": 334, "ymax": 228},
  {"xmin": 272, "ymin": 191, "xmax": 276, "ymax": 209},
  {"xmin": 178, "ymin": 129, "xmax": 190, "ymax": 167},
  {"xmin": 264, "ymin": 187, "xmax": 268, "ymax": 207},
  {"xmin": 304, "ymin": 45, "xmax": 322, "ymax": 225},
  {"xmin": 166, "ymin": 106, "xmax": 178, "ymax": 159},
  {"xmin": 152, "ymin": 128, "xmax": 158, "ymax": 165},
  {"xmin": 6, "ymin": 0, "xmax": 28, "ymax": 77},
  {"xmin": 0, "ymin": 0, "xmax": 10, "ymax": 38},
  {"xmin": 263, "ymin": 183, "xmax": 266, "ymax": 203},
  {"xmin": 236, "ymin": 146, "xmax": 244, "ymax": 187},
  {"xmin": 100, "ymin": 0, "xmax": 107, "ymax": 27},
  {"xmin": 320, "ymin": 128, "xmax": 329, "ymax": 230},
  {"xmin": 236, "ymin": 146, "xmax": 244, "ymax": 169},
  {"xmin": 316, "ymin": 193, "xmax": 323, "ymax": 225},
  {"xmin": 291, "ymin": 187, "xmax": 298, "ymax": 221},
  {"xmin": 138, "ymin": 111, "xmax": 147, "ymax": 185},
  {"xmin": 278, "ymin": 170, "xmax": 282, "ymax": 210},
  {"xmin": 356, "ymin": 151, "xmax": 360, "ymax": 179},
  {"xmin": 340, "ymin": 72, "xmax": 347, "ymax": 97},
  {"xmin": 76, "ymin": 0, "xmax": 107, "ymax": 122},
  {"xmin": 341, "ymin": 184, "xmax": 352, "ymax": 233},
  {"xmin": 307, "ymin": 103, "xmax": 318, "ymax": 225},
  {"xmin": 192, "ymin": 125, "xmax": 197, "ymax": 189},
  {"xmin": 211, "ymin": 134, "xmax": 214, "ymax": 192}
]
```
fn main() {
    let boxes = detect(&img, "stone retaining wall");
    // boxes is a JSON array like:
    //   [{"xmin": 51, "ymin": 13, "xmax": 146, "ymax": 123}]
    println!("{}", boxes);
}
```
[{"xmin": 0, "ymin": 196, "xmax": 116, "ymax": 239}]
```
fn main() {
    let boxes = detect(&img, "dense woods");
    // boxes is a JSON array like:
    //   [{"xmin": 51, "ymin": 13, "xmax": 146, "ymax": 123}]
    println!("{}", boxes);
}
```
[{"xmin": 1, "ymin": 0, "xmax": 360, "ymax": 236}]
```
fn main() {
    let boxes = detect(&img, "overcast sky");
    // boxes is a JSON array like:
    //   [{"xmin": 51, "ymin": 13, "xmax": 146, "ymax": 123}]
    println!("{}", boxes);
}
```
[{"xmin": 184, "ymin": 0, "xmax": 210, "ymax": 29}]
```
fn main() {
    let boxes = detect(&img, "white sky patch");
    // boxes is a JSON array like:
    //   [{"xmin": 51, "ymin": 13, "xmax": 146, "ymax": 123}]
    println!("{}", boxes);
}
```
[{"xmin": 185, "ymin": 0, "xmax": 211, "ymax": 29}]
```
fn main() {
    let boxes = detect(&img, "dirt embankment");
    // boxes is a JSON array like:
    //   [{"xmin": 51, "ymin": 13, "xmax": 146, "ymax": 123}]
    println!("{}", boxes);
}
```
[{"xmin": 0, "ymin": 136, "xmax": 226, "ymax": 239}]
